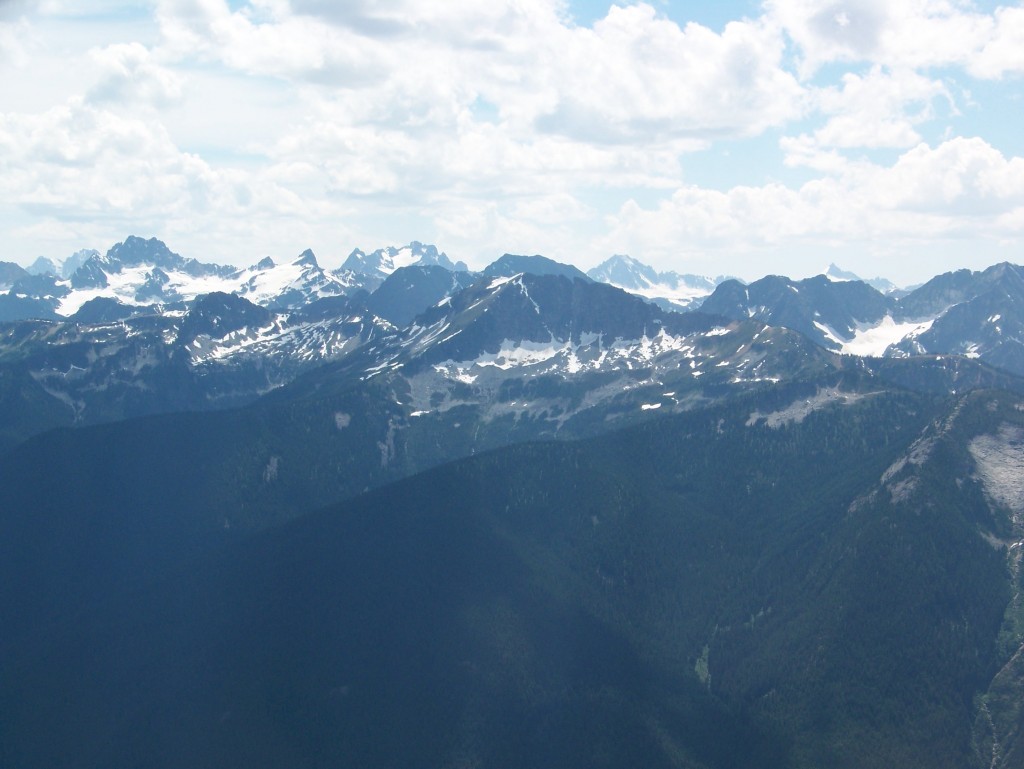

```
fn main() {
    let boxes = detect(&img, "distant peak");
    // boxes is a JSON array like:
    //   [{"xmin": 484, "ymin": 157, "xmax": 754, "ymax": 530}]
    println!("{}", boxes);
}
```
[
  {"xmin": 105, "ymin": 236, "xmax": 178, "ymax": 268},
  {"xmin": 340, "ymin": 241, "xmax": 462, "ymax": 275},
  {"xmin": 295, "ymin": 249, "xmax": 319, "ymax": 268},
  {"xmin": 824, "ymin": 263, "xmax": 861, "ymax": 282},
  {"xmin": 588, "ymin": 254, "xmax": 657, "ymax": 284},
  {"xmin": 26, "ymin": 256, "xmax": 60, "ymax": 277},
  {"xmin": 611, "ymin": 254, "xmax": 641, "ymax": 265},
  {"xmin": 823, "ymin": 263, "xmax": 900, "ymax": 293},
  {"xmin": 484, "ymin": 253, "xmax": 591, "ymax": 282}
]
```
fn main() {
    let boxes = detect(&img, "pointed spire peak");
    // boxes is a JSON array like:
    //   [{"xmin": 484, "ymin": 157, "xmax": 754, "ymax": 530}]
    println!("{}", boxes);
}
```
[{"xmin": 295, "ymin": 248, "xmax": 319, "ymax": 268}]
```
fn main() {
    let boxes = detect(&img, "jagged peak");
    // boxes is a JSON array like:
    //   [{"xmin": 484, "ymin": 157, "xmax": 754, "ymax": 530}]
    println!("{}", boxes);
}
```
[
  {"xmin": 339, "ymin": 242, "xmax": 463, "ymax": 275},
  {"xmin": 104, "ymin": 235, "xmax": 178, "ymax": 266}
]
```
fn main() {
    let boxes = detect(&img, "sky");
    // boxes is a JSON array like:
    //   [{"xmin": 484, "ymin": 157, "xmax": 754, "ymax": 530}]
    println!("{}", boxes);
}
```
[{"xmin": 1, "ymin": 0, "xmax": 1023, "ymax": 285}]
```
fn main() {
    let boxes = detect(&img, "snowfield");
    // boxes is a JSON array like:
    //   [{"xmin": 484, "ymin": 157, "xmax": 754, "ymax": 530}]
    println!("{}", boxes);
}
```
[{"xmin": 840, "ymin": 316, "xmax": 934, "ymax": 357}]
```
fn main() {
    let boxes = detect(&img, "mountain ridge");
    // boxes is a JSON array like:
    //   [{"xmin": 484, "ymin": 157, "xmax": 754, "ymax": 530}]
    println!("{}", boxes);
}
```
[{"xmin": 6, "ymin": 237, "xmax": 1024, "ymax": 453}]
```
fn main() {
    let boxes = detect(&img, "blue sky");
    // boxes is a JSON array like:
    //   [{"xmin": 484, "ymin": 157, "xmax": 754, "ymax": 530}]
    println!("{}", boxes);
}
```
[
  {"xmin": 1, "ymin": 0, "xmax": 1023, "ymax": 284},
  {"xmin": 570, "ymin": 0, "xmax": 761, "ymax": 28}
]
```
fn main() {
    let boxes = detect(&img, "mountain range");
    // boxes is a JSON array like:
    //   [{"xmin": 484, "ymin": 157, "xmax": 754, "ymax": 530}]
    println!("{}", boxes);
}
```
[
  {"xmin": 5, "ymin": 237, "xmax": 1024, "ymax": 447},
  {"xmin": 4, "ymin": 235, "xmax": 1024, "ymax": 767}
]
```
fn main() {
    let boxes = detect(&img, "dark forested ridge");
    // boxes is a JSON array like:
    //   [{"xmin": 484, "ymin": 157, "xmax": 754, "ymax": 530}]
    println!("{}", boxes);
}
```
[{"xmin": 3, "ymin": 381, "xmax": 1023, "ymax": 768}]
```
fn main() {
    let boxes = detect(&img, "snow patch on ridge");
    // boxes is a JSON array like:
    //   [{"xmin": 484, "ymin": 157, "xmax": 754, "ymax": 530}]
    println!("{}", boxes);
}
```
[
  {"xmin": 428, "ymin": 328, "xmax": 701, "ymax": 382},
  {"xmin": 604, "ymin": 279, "xmax": 713, "ymax": 305},
  {"xmin": 813, "ymin": 321, "xmax": 844, "ymax": 347},
  {"xmin": 487, "ymin": 275, "xmax": 516, "ymax": 290},
  {"xmin": 473, "ymin": 338, "xmax": 568, "ymax": 370},
  {"xmin": 841, "ymin": 316, "xmax": 934, "ymax": 357}
]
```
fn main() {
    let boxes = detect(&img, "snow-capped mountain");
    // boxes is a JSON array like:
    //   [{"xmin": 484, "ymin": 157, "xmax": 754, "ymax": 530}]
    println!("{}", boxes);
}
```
[
  {"xmin": 288, "ymin": 270, "xmax": 834, "ymax": 442},
  {"xmin": 26, "ymin": 249, "xmax": 98, "ymax": 279},
  {"xmin": 231, "ymin": 248, "xmax": 351, "ymax": 309},
  {"xmin": 2, "ymin": 237, "xmax": 354, "ymax": 320},
  {"xmin": 62, "ymin": 236, "xmax": 236, "ymax": 312},
  {"xmin": 336, "ymin": 241, "xmax": 467, "ymax": 292},
  {"xmin": 587, "ymin": 254, "xmax": 728, "ymax": 311},
  {"xmin": 887, "ymin": 263, "xmax": 1024, "ymax": 370},
  {"xmin": 697, "ymin": 262, "xmax": 1024, "ymax": 378},
  {"xmin": 0, "ymin": 257, "xmax": 837, "ymax": 451},
  {"xmin": 824, "ymin": 263, "xmax": 900, "ymax": 295},
  {"xmin": 8, "ymin": 233, "xmax": 1024, "ymax": 451},
  {"xmin": 69, "ymin": 236, "xmax": 232, "ymax": 290},
  {"xmin": 700, "ymin": 273, "xmax": 897, "ymax": 353},
  {"xmin": 177, "ymin": 291, "xmax": 392, "ymax": 372}
]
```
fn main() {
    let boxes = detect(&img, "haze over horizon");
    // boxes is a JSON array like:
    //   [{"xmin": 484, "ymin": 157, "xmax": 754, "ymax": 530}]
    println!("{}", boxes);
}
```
[{"xmin": 2, "ymin": 0, "xmax": 1023, "ymax": 285}]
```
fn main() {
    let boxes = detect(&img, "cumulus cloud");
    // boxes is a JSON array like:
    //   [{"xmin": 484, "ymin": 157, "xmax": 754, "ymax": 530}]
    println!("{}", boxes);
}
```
[
  {"xmin": 0, "ymin": 100, "xmax": 215, "ymax": 217},
  {"xmin": 432, "ymin": 195, "xmax": 593, "ymax": 265},
  {"xmin": 0, "ymin": 96, "xmax": 353, "ymax": 263},
  {"xmin": 156, "ymin": 0, "xmax": 401, "ymax": 82},
  {"xmin": 602, "ymin": 137, "xmax": 1024, "ymax": 269},
  {"xmin": 533, "ymin": 6, "xmax": 805, "ymax": 142},
  {"xmin": 971, "ymin": 5, "xmax": 1024, "ymax": 78},
  {"xmin": 87, "ymin": 42, "xmax": 184, "ymax": 107},
  {"xmin": 154, "ymin": 0, "xmax": 806, "ymax": 144},
  {"xmin": 785, "ymin": 65, "xmax": 954, "ymax": 153},
  {"xmin": 766, "ymin": 0, "xmax": 1024, "ymax": 78}
]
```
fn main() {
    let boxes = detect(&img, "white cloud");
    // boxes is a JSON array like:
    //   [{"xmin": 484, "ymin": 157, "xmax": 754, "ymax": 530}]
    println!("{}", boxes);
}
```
[
  {"xmin": 87, "ymin": 42, "xmax": 184, "ymax": 107},
  {"xmin": 432, "ymin": 196, "xmax": 592, "ymax": 265},
  {"xmin": 510, "ymin": 192, "xmax": 594, "ymax": 225},
  {"xmin": 156, "ymin": 0, "xmax": 399, "ymax": 81},
  {"xmin": 767, "ymin": 0, "xmax": 1024, "ymax": 78},
  {"xmin": 601, "ymin": 137, "xmax": 1024, "ymax": 275},
  {"xmin": 533, "ymin": 5, "xmax": 806, "ymax": 141},
  {"xmin": 872, "ymin": 136, "xmax": 1024, "ymax": 213},
  {"xmin": 135, "ymin": 0, "xmax": 812, "ymax": 270},
  {"xmin": 808, "ymin": 66, "xmax": 952, "ymax": 149},
  {"xmin": 154, "ymin": 1, "xmax": 806, "ymax": 144},
  {"xmin": 0, "ymin": 99, "xmax": 214, "ymax": 216},
  {"xmin": 0, "ymin": 96, "xmax": 355, "ymax": 263},
  {"xmin": 283, "ymin": 0, "xmax": 570, "ymax": 38},
  {"xmin": 0, "ymin": 13, "xmax": 34, "ymax": 68},
  {"xmin": 971, "ymin": 5, "xmax": 1024, "ymax": 78}
]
